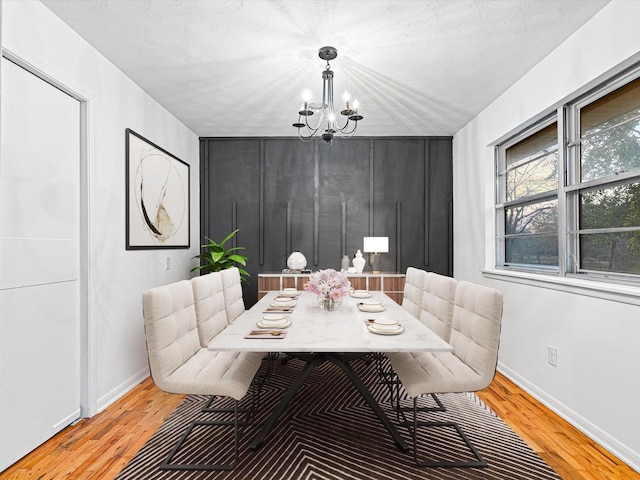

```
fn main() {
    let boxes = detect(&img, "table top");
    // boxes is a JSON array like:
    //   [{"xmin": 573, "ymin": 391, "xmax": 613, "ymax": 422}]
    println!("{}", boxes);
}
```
[{"xmin": 207, "ymin": 291, "xmax": 452, "ymax": 353}]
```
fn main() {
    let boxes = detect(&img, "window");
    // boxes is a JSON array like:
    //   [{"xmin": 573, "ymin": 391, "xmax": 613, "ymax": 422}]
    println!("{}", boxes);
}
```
[
  {"xmin": 496, "ymin": 121, "xmax": 559, "ymax": 270},
  {"xmin": 496, "ymin": 70, "xmax": 640, "ymax": 284}
]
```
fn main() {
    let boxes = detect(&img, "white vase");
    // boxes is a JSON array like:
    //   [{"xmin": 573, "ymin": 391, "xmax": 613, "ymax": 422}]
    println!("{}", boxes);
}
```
[
  {"xmin": 352, "ymin": 249, "xmax": 366, "ymax": 273},
  {"xmin": 287, "ymin": 251, "xmax": 307, "ymax": 270}
]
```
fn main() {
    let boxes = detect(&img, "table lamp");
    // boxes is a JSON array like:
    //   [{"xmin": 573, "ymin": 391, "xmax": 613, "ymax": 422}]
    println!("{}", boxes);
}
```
[{"xmin": 363, "ymin": 237, "xmax": 389, "ymax": 273}]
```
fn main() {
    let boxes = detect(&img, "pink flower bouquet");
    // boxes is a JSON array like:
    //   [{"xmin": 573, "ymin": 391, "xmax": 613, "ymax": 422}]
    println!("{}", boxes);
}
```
[{"xmin": 304, "ymin": 268, "xmax": 352, "ymax": 300}]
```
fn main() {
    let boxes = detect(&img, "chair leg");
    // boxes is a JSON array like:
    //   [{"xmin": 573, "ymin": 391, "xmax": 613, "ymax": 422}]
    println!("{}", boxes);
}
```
[
  {"xmin": 201, "ymin": 395, "xmax": 218, "ymax": 412},
  {"xmin": 201, "ymin": 394, "xmax": 255, "ymax": 424},
  {"xmin": 202, "ymin": 363, "xmax": 263, "ymax": 420},
  {"xmin": 381, "ymin": 361, "xmax": 445, "ymax": 415},
  {"xmin": 161, "ymin": 399, "xmax": 241, "ymax": 471},
  {"xmin": 408, "ymin": 397, "xmax": 487, "ymax": 468},
  {"xmin": 372, "ymin": 355, "xmax": 446, "ymax": 415},
  {"xmin": 396, "ymin": 392, "xmax": 445, "ymax": 413},
  {"xmin": 372, "ymin": 353, "xmax": 400, "ymax": 401}
]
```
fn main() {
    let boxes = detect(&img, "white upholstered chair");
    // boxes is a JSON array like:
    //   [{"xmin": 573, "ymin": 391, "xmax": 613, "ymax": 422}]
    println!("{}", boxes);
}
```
[
  {"xmin": 220, "ymin": 267, "xmax": 245, "ymax": 322},
  {"xmin": 401, "ymin": 267, "xmax": 426, "ymax": 320},
  {"xmin": 398, "ymin": 271, "xmax": 458, "ymax": 412},
  {"xmin": 419, "ymin": 272, "xmax": 456, "ymax": 342},
  {"xmin": 389, "ymin": 280, "xmax": 503, "ymax": 467},
  {"xmin": 191, "ymin": 272, "xmax": 270, "ymax": 403},
  {"xmin": 191, "ymin": 272, "xmax": 228, "ymax": 347},
  {"xmin": 387, "ymin": 270, "xmax": 457, "ymax": 412},
  {"xmin": 142, "ymin": 280, "xmax": 262, "ymax": 471}
]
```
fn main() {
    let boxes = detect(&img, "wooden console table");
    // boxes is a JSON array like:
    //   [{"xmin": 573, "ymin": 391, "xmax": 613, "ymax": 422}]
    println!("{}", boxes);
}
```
[{"xmin": 257, "ymin": 272, "xmax": 406, "ymax": 304}]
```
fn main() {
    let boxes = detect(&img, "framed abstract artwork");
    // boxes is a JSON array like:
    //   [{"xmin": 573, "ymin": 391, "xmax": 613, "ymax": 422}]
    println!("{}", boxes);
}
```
[{"xmin": 125, "ymin": 128, "xmax": 190, "ymax": 249}]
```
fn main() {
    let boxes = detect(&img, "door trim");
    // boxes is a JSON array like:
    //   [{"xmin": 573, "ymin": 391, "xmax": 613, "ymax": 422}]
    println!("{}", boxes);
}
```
[{"xmin": 2, "ymin": 47, "xmax": 96, "ymax": 417}]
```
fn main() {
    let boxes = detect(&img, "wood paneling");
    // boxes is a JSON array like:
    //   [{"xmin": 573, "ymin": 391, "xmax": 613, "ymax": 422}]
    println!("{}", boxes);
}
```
[
  {"xmin": 200, "ymin": 137, "xmax": 453, "ymax": 308},
  {"xmin": 258, "ymin": 273, "xmax": 405, "ymax": 304}
]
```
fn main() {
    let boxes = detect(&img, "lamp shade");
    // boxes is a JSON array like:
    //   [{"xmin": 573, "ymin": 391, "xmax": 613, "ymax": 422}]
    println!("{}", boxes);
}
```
[{"xmin": 363, "ymin": 237, "xmax": 389, "ymax": 253}]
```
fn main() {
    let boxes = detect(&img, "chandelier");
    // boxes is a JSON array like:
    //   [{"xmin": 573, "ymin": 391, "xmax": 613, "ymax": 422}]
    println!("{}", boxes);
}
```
[{"xmin": 292, "ymin": 46, "xmax": 363, "ymax": 143}]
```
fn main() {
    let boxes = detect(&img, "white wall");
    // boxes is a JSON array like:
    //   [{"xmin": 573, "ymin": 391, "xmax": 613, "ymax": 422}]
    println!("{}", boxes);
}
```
[
  {"xmin": 1, "ymin": 1, "xmax": 200, "ymax": 414},
  {"xmin": 453, "ymin": 0, "xmax": 640, "ymax": 472}
]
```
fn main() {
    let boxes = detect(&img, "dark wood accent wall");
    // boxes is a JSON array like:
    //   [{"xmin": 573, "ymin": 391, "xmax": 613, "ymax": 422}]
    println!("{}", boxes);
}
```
[{"xmin": 199, "ymin": 136, "xmax": 452, "ymax": 307}]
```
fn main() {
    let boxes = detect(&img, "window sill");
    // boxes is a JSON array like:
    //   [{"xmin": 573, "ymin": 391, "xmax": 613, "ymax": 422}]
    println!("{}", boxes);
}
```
[{"xmin": 481, "ymin": 268, "xmax": 640, "ymax": 306}]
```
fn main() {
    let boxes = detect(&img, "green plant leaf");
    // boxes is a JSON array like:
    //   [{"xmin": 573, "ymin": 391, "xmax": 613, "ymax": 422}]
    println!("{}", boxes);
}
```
[
  {"xmin": 192, "ymin": 229, "xmax": 250, "ymax": 275},
  {"xmin": 219, "ymin": 228, "xmax": 239, "ymax": 247},
  {"xmin": 227, "ymin": 254, "xmax": 247, "ymax": 265}
]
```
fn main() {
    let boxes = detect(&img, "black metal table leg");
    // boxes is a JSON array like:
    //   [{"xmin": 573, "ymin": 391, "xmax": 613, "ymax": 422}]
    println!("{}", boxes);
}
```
[
  {"xmin": 249, "ymin": 354, "xmax": 323, "ymax": 450},
  {"xmin": 250, "ymin": 352, "xmax": 408, "ymax": 453},
  {"xmin": 329, "ymin": 354, "xmax": 410, "ymax": 452}
]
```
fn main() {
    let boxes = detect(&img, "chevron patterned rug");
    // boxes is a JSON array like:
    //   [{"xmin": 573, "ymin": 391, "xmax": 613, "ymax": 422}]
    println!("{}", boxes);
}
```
[{"xmin": 116, "ymin": 356, "xmax": 560, "ymax": 480}]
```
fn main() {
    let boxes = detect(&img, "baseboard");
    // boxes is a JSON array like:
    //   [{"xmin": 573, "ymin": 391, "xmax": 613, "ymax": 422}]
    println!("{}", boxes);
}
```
[
  {"xmin": 95, "ymin": 367, "xmax": 150, "ymax": 414},
  {"xmin": 497, "ymin": 362, "xmax": 640, "ymax": 474}
]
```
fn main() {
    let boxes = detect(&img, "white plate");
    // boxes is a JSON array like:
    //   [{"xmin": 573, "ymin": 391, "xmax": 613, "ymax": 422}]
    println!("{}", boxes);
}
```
[
  {"xmin": 279, "ymin": 289, "xmax": 299, "ymax": 295},
  {"xmin": 262, "ymin": 314, "xmax": 286, "ymax": 321},
  {"xmin": 358, "ymin": 304, "xmax": 386, "ymax": 313},
  {"xmin": 373, "ymin": 318, "xmax": 398, "ymax": 328},
  {"xmin": 271, "ymin": 300, "xmax": 296, "ymax": 307},
  {"xmin": 257, "ymin": 320, "xmax": 291, "ymax": 329},
  {"xmin": 368, "ymin": 324, "xmax": 404, "ymax": 335},
  {"xmin": 351, "ymin": 291, "xmax": 372, "ymax": 298}
]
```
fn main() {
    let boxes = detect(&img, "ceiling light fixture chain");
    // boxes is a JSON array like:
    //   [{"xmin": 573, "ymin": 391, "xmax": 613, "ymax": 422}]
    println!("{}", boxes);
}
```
[{"xmin": 293, "ymin": 46, "xmax": 363, "ymax": 144}]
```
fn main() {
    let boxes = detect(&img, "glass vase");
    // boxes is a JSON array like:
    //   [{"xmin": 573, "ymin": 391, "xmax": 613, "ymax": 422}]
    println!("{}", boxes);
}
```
[{"xmin": 318, "ymin": 295, "xmax": 342, "ymax": 311}]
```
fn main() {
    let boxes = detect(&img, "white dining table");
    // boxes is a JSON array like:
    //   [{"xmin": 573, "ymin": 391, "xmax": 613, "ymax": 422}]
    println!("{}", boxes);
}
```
[{"xmin": 208, "ymin": 290, "xmax": 452, "ymax": 451}]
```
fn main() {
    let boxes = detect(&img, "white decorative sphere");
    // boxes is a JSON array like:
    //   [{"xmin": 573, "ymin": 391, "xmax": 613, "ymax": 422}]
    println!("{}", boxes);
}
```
[{"xmin": 287, "ymin": 251, "xmax": 307, "ymax": 270}]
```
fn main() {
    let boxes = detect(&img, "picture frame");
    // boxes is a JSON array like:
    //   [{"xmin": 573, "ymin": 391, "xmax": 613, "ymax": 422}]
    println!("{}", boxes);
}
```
[{"xmin": 125, "ymin": 128, "xmax": 190, "ymax": 249}]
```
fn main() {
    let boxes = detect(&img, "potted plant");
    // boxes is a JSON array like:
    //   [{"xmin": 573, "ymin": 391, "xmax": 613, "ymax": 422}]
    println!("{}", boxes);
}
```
[{"xmin": 191, "ymin": 229, "xmax": 249, "ymax": 282}]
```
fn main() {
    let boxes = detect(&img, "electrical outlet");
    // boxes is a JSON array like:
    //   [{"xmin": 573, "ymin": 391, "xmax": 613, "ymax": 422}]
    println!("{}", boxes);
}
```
[
  {"xmin": 548, "ymin": 345, "xmax": 558, "ymax": 367},
  {"xmin": 165, "ymin": 256, "xmax": 171, "ymax": 270}
]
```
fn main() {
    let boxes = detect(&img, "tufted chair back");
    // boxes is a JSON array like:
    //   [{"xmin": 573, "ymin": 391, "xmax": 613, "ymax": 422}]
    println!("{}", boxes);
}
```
[
  {"xmin": 142, "ymin": 280, "xmax": 201, "ymax": 394},
  {"xmin": 191, "ymin": 272, "xmax": 229, "ymax": 347},
  {"xmin": 419, "ymin": 272, "xmax": 457, "ymax": 342},
  {"xmin": 221, "ymin": 267, "xmax": 245, "ymax": 322},
  {"xmin": 402, "ymin": 267, "xmax": 426, "ymax": 320},
  {"xmin": 449, "ymin": 280, "xmax": 503, "ymax": 392}
]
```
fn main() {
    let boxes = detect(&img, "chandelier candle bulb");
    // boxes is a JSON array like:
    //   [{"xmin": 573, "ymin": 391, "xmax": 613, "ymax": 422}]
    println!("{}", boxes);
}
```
[{"xmin": 293, "ymin": 46, "xmax": 364, "ymax": 143}]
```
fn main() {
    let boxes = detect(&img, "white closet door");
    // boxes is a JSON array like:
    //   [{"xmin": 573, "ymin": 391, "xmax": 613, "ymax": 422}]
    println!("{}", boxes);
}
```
[{"xmin": 0, "ymin": 58, "xmax": 81, "ymax": 471}]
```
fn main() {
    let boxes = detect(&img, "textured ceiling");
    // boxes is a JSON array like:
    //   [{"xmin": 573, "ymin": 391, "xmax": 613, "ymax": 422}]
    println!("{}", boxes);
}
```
[{"xmin": 41, "ymin": 0, "xmax": 610, "ymax": 138}]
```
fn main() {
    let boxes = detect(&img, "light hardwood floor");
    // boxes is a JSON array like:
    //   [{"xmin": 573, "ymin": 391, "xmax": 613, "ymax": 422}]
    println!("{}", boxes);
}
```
[{"xmin": 1, "ymin": 371, "xmax": 637, "ymax": 479}]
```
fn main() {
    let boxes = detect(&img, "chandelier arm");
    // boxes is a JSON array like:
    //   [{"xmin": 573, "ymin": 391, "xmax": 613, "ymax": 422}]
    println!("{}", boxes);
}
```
[
  {"xmin": 304, "ymin": 112, "xmax": 322, "ymax": 132},
  {"xmin": 294, "ymin": 114, "xmax": 322, "ymax": 141},
  {"xmin": 335, "ymin": 120, "xmax": 359, "ymax": 137},
  {"xmin": 333, "ymin": 115, "xmax": 353, "ymax": 133},
  {"xmin": 293, "ymin": 46, "xmax": 363, "ymax": 143},
  {"xmin": 297, "ymin": 131, "xmax": 316, "ymax": 142}
]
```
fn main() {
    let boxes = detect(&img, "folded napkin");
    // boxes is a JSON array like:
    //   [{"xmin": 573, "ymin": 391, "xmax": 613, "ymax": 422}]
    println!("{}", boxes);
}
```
[{"xmin": 245, "ymin": 330, "xmax": 287, "ymax": 339}]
